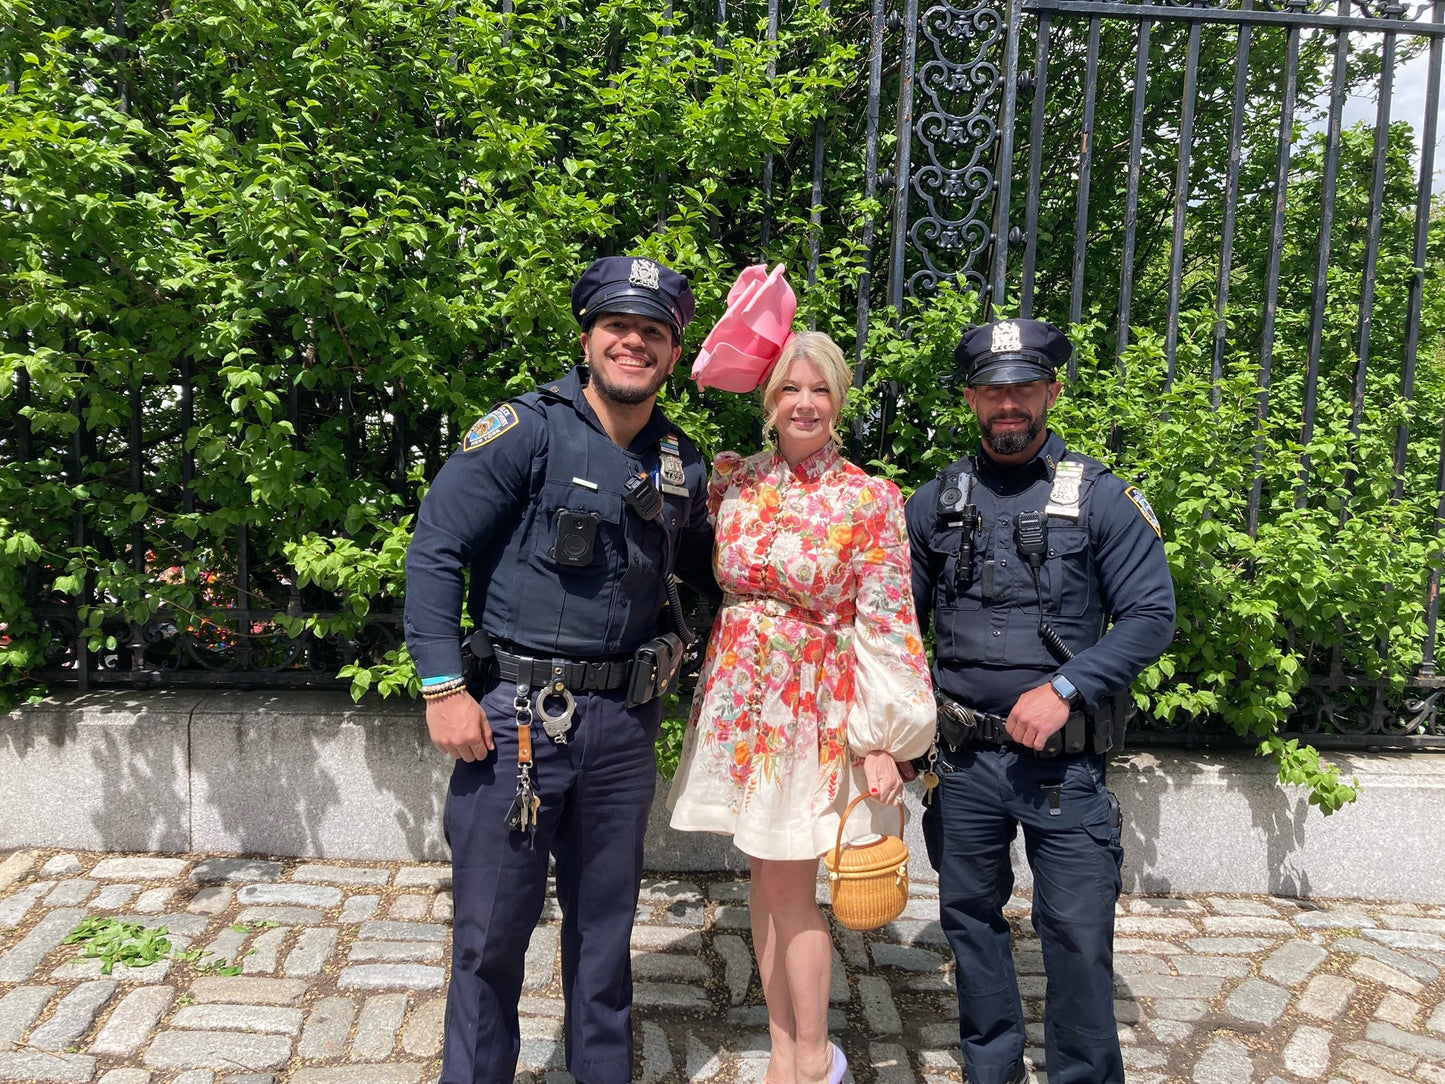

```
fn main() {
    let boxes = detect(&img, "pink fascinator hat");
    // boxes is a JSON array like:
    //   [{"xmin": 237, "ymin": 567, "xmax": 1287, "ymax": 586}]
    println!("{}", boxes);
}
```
[{"xmin": 690, "ymin": 264, "xmax": 798, "ymax": 392}]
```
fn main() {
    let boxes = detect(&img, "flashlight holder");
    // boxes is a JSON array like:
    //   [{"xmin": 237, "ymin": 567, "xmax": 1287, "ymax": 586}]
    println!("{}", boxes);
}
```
[{"xmin": 939, "ymin": 469, "xmax": 982, "ymax": 591}]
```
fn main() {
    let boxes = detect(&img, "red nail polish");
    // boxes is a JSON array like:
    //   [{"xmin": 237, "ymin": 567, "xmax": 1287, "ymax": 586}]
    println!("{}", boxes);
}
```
[{"xmin": 870, "ymin": 787, "xmax": 878, "ymax": 795}]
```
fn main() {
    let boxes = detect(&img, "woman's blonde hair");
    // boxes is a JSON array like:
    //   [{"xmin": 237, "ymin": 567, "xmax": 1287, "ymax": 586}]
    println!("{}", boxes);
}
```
[{"xmin": 760, "ymin": 331, "xmax": 853, "ymax": 444}]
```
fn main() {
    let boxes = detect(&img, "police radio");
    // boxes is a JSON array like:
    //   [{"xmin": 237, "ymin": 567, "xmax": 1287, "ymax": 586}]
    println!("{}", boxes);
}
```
[
  {"xmin": 1014, "ymin": 510, "xmax": 1073, "ymax": 664},
  {"xmin": 622, "ymin": 471, "xmax": 665, "ymax": 521},
  {"xmin": 938, "ymin": 468, "xmax": 982, "ymax": 590},
  {"xmin": 623, "ymin": 471, "xmax": 696, "ymax": 650},
  {"xmin": 1014, "ymin": 509, "xmax": 1048, "ymax": 564}
]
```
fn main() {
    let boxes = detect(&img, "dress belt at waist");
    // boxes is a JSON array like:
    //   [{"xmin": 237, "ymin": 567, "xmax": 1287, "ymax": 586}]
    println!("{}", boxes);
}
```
[{"xmin": 724, "ymin": 593, "xmax": 850, "ymax": 628}]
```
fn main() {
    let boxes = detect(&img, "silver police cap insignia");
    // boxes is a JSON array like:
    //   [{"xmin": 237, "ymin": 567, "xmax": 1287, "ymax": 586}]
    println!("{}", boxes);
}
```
[
  {"xmin": 629, "ymin": 259, "xmax": 661, "ymax": 292},
  {"xmin": 991, "ymin": 320, "xmax": 1023, "ymax": 354}
]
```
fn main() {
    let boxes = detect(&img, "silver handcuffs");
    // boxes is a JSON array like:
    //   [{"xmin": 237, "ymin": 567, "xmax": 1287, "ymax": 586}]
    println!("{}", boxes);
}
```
[{"xmin": 535, "ymin": 683, "xmax": 576, "ymax": 743}]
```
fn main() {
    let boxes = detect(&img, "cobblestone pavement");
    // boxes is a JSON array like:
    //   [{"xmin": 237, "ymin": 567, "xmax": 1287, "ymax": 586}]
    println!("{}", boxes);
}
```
[{"xmin": 2, "ymin": 848, "xmax": 1444, "ymax": 1084}]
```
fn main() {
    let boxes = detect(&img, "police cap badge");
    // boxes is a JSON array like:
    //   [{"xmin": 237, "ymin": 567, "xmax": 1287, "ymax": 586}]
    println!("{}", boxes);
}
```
[
  {"xmin": 954, "ymin": 318, "xmax": 1073, "ymax": 387},
  {"xmin": 571, "ymin": 255, "xmax": 697, "ymax": 340}
]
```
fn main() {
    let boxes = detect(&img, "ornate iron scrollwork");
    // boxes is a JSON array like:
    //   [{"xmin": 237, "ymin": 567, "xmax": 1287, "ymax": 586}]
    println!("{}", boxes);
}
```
[
  {"xmin": 1115, "ymin": 0, "xmax": 1430, "ymax": 20},
  {"xmin": 1397, "ymin": 687, "xmax": 1445, "ymax": 735},
  {"xmin": 905, "ymin": 0, "xmax": 1007, "ymax": 299},
  {"xmin": 32, "ymin": 603, "xmax": 404, "ymax": 689},
  {"xmin": 1280, "ymin": 682, "xmax": 1445, "ymax": 740},
  {"xmin": 1124, "ymin": 681, "xmax": 1445, "ymax": 746}
]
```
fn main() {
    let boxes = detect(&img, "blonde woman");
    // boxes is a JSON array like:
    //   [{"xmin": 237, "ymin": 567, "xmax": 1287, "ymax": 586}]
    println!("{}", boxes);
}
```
[{"xmin": 669, "ymin": 331, "xmax": 935, "ymax": 1084}]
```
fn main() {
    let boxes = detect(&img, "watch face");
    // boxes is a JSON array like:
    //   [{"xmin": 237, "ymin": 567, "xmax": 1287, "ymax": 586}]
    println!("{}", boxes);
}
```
[{"xmin": 1051, "ymin": 675, "xmax": 1079, "ymax": 705}]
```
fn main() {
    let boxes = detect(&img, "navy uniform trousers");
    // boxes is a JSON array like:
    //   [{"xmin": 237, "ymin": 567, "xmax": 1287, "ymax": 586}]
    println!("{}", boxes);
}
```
[
  {"xmin": 924, "ymin": 746, "xmax": 1125, "ymax": 1084},
  {"xmin": 440, "ymin": 676, "xmax": 663, "ymax": 1084}
]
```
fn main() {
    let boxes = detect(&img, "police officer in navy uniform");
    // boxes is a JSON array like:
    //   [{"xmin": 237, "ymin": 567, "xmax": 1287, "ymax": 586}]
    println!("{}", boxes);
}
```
[
  {"xmin": 404, "ymin": 256, "xmax": 717, "ymax": 1084},
  {"xmin": 904, "ymin": 319, "xmax": 1175, "ymax": 1084}
]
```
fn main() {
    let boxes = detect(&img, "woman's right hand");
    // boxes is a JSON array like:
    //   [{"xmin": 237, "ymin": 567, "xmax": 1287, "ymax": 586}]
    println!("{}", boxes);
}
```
[{"xmin": 861, "ymin": 749, "xmax": 904, "ymax": 805}]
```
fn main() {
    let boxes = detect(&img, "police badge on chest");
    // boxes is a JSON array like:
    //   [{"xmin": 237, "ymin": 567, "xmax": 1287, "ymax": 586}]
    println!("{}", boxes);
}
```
[
  {"xmin": 659, "ymin": 434, "xmax": 689, "ymax": 497},
  {"xmin": 1045, "ymin": 461, "xmax": 1084, "ymax": 520}
]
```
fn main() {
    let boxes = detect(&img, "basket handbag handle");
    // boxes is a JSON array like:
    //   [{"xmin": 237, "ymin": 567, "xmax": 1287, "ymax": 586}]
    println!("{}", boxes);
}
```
[{"xmin": 833, "ymin": 793, "xmax": 907, "ymax": 862}]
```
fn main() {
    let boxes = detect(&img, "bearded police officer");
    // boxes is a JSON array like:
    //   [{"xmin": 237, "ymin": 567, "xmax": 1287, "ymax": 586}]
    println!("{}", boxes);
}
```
[
  {"xmin": 904, "ymin": 318, "xmax": 1175, "ymax": 1084},
  {"xmin": 405, "ymin": 255, "xmax": 718, "ymax": 1084}
]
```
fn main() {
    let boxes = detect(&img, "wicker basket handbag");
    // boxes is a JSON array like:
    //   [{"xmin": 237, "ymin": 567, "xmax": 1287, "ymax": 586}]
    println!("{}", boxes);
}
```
[{"xmin": 824, "ymin": 794, "xmax": 910, "ymax": 931}]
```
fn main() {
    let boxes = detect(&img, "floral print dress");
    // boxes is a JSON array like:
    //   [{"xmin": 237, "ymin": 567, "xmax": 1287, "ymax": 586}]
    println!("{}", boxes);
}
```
[{"xmin": 667, "ymin": 445, "xmax": 936, "ymax": 860}]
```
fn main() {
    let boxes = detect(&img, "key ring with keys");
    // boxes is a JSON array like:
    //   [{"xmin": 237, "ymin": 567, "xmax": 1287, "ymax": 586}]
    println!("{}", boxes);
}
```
[{"xmin": 514, "ymin": 686, "xmax": 534, "ymax": 730}]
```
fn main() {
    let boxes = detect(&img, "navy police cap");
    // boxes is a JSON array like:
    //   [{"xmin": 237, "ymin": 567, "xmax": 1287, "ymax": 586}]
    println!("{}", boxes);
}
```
[
  {"xmin": 571, "ymin": 256, "xmax": 696, "ymax": 339},
  {"xmin": 955, "ymin": 318, "xmax": 1072, "ymax": 386}
]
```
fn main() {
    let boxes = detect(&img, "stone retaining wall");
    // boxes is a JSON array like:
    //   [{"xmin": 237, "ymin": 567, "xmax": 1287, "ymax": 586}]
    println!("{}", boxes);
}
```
[{"xmin": 3, "ymin": 690, "xmax": 1442, "ymax": 902}]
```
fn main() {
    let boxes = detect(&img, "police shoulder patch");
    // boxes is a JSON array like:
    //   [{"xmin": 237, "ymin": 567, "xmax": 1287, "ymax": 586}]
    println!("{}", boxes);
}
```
[
  {"xmin": 462, "ymin": 405, "xmax": 519, "ymax": 452},
  {"xmin": 1125, "ymin": 485, "xmax": 1162, "ymax": 539}
]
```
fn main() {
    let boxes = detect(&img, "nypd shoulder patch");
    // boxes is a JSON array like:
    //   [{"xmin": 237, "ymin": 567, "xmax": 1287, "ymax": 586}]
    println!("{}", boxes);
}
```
[
  {"xmin": 462, "ymin": 405, "xmax": 519, "ymax": 452},
  {"xmin": 1125, "ymin": 485, "xmax": 1162, "ymax": 539}
]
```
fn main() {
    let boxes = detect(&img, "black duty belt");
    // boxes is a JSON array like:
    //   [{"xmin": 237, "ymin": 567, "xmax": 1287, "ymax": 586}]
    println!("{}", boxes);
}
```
[
  {"xmin": 968, "ymin": 713, "xmax": 1014, "ymax": 745},
  {"xmin": 937, "ymin": 693, "xmax": 1091, "ymax": 758},
  {"xmin": 936, "ymin": 694, "xmax": 1010, "ymax": 747},
  {"xmin": 493, "ymin": 648, "xmax": 631, "ymax": 693}
]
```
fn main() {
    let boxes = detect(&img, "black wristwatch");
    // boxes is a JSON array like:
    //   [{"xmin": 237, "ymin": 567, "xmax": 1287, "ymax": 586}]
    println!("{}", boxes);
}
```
[{"xmin": 1048, "ymin": 673, "xmax": 1083, "ymax": 710}]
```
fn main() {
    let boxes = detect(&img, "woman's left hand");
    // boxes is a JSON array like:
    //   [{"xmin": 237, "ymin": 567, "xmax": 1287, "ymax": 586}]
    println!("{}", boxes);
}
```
[{"xmin": 861, "ymin": 750, "xmax": 904, "ymax": 805}]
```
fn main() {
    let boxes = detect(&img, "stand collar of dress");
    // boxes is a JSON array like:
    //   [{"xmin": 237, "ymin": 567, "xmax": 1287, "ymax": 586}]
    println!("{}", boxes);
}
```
[{"xmin": 771, "ymin": 442, "xmax": 842, "ymax": 484}]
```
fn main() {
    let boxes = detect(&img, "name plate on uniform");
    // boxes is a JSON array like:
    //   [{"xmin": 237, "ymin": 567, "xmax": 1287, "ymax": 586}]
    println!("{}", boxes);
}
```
[{"xmin": 1045, "ymin": 461, "xmax": 1084, "ymax": 520}]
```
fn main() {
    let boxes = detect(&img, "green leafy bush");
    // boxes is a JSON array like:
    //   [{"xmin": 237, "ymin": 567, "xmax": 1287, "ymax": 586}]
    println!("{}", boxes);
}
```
[{"xmin": 3, "ymin": 0, "xmax": 1443, "ymax": 815}]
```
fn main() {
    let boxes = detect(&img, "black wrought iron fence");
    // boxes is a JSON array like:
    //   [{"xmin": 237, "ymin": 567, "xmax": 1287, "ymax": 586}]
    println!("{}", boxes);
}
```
[
  {"xmin": 4, "ymin": 0, "xmax": 1443, "ymax": 747},
  {"xmin": 882, "ymin": 0, "xmax": 1445, "ymax": 744}
]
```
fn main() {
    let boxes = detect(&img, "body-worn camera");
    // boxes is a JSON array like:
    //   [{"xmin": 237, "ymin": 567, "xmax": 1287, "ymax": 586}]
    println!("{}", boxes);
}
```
[
  {"xmin": 626, "ymin": 632, "xmax": 685, "ymax": 708},
  {"xmin": 937, "ymin": 468, "xmax": 975, "ymax": 524},
  {"xmin": 552, "ymin": 509, "xmax": 601, "ymax": 566},
  {"xmin": 938, "ymin": 468, "xmax": 982, "ymax": 590}
]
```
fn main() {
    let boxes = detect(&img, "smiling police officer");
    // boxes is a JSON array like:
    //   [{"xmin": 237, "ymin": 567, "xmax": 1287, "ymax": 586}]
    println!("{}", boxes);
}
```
[
  {"xmin": 404, "ymin": 255, "xmax": 717, "ymax": 1084},
  {"xmin": 904, "ymin": 318, "xmax": 1175, "ymax": 1084}
]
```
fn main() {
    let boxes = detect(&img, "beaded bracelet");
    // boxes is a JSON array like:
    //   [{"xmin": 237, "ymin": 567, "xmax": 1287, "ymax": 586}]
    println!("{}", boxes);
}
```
[{"xmin": 421, "ymin": 678, "xmax": 467, "ymax": 702}]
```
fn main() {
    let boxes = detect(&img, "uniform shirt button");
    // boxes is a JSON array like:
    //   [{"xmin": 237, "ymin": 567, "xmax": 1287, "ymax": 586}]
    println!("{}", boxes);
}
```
[
  {"xmin": 992, "ymin": 629, "xmax": 1001, "ymax": 637},
  {"xmin": 608, "ymin": 641, "xmax": 621, "ymax": 651}
]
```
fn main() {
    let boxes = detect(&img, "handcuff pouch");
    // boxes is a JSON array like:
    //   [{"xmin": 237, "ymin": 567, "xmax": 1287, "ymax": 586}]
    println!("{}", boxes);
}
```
[{"xmin": 625, "ymin": 632, "xmax": 685, "ymax": 708}]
